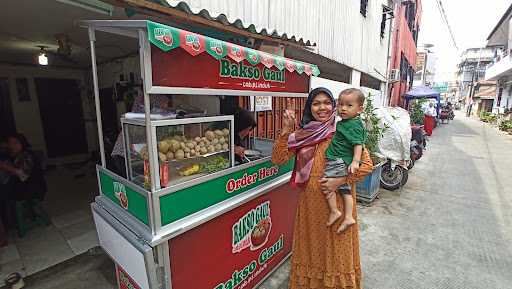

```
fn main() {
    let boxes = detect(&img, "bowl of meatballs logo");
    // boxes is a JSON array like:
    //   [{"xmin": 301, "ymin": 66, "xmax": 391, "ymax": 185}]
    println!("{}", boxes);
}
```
[{"xmin": 250, "ymin": 217, "xmax": 272, "ymax": 251}]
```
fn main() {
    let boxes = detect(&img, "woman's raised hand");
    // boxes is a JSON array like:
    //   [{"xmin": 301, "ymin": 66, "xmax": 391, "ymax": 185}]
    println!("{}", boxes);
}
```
[{"xmin": 281, "ymin": 109, "xmax": 295, "ymax": 134}]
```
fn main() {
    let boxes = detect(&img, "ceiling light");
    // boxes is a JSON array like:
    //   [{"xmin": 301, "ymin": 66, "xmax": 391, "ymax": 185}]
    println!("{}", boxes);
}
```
[
  {"xmin": 55, "ymin": 0, "xmax": 114, "ymax": 16},
  {"xmin": 37, "ymin": 46, "xmax": 48, "ymax": 66}
]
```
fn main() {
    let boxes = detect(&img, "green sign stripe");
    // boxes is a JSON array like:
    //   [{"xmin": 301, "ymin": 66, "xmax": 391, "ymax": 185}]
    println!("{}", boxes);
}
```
[
  {"xmin": 99, "ymin": 171, "xmax": 149, "ymax": 225},
  {"xmin": 159, "ymin": 160, "xmax": 294, "ymax": 225},
  {"xmin": 146, "ymin": 20, "xmax": 320, "ymax": 75}
]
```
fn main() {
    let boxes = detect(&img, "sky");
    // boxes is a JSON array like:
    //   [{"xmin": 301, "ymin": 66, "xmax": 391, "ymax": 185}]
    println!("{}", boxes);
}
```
[{"xmin": 418, "ymin": 0, "xmax": 511, "ymax": 82}]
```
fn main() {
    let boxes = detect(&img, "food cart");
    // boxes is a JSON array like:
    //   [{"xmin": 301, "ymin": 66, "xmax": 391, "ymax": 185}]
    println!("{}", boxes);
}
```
[{"xmin": 82, "ymin": 20, "xmax": 320, "ymax": 289}]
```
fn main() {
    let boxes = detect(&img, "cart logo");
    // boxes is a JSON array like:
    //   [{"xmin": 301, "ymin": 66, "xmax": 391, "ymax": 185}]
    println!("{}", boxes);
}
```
[
  {"xmin": 209, "ymin": 39, "xmax": 224, "ymax": 56},
  {"xmin": 232, "ymin": 201, "xmax": 272, "ymax": 253},
  {"xmin": 114, "ymin": 182, "xmax": 129, "ymax": 209},
  {"xmin": 185, "ymin": 34, "xmax": 201, "ymax": 51},
  {"xmin": 154, "ymin": 28, "xmax": 174, "ymax": 46}
]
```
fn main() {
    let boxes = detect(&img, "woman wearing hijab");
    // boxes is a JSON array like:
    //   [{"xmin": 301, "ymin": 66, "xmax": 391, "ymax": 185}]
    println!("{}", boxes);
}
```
[
  {"xmin": 233, "ymin": 108, "xmax": 256, "ymax": 162},
  {"xmin": 272, "ymin": 87, "xmax": 373, "ymax": 289}
]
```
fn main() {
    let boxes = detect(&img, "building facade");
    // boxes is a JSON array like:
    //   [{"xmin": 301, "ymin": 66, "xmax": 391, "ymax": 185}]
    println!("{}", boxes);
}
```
[
  {"xmin": 388, "ymin": 0, "xmax": 422, "ymax": 107},
  {"xmin": 485, "ymin": 4, "xmax": 512, "ymax": 113},
  {"xmin": 457, "ymin": 47, "xmax": 495, "ymax": 107},
  {"xmin": 413, "ymin": 49, "xmax": 436, "ymax": 87}
]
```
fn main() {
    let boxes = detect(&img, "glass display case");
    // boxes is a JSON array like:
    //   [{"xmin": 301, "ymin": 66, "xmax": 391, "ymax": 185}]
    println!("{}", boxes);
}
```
[{"xmin": 122, "ymin": 116, "xmax": 234, "ymax": 189}]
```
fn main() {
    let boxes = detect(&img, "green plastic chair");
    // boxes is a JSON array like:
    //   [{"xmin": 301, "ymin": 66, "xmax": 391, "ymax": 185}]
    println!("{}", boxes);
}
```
[{"xmin": 15, "ymin": 198, "xmax": 50, "ymax": 238}]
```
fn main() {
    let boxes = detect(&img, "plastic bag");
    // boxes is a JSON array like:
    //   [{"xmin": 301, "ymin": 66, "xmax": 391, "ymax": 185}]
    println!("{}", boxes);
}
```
[{"xmin": 373, "ymin": 107, "xmax": 411, "ymax": 162}]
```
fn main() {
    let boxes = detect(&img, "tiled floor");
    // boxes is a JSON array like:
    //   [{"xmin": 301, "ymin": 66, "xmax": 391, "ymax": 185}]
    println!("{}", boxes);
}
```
[{"xmin": 0, "ymin": 166, "xmax": 99, "ymax": 286}]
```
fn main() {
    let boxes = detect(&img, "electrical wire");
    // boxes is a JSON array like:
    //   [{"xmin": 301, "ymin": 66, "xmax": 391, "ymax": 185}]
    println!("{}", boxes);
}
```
[{"xmin": 435, "ymin": 0, "xmax": 459, "ymax": 51}]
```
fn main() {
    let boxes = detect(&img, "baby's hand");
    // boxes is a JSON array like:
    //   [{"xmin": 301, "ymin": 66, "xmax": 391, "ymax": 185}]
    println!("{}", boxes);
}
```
[{"xmin": 348, "ymin": 161, "xmax": 360, "ymax": 174}]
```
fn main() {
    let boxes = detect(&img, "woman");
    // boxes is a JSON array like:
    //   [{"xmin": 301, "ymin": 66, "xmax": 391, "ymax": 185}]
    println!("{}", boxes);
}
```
[
  {"xmin": 271, "ymin": 87, "xmax": 373, "ymax": 289},
  {"xmin": 0, "ymin": 133, "xmax": 46, "ymax": 202},
  {"xmin": 233, "ymin": 108, "xmax": 256, "ymax": 162}
]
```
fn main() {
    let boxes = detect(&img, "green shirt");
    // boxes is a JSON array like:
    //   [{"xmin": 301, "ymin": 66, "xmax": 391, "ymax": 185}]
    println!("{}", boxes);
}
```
[{"xmin": 325, "ymin": 116, "xmax": 367, "ymax": 165}]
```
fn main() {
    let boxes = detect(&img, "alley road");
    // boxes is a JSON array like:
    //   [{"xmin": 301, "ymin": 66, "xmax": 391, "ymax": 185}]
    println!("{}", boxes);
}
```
[{"xmin": 359, "ymin": 113, "xmax": 512, "ymax": 289}]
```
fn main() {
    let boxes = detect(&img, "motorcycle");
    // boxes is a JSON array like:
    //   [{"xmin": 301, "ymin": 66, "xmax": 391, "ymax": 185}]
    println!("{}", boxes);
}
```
[
  {"xmin": 408, "ymin": 125, "xmax": 427, "ymax": 170},
  {"xmin": 372, "ymin": 107, "xmax": 412, "ymax": 191}
]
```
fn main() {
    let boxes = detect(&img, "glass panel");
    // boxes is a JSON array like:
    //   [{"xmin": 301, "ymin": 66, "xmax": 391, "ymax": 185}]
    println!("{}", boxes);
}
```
[
  {"xmin": 123, "ymin": 123, "xmax": 148, "ymax": 187},
  {"xmin": 155, "ymin": 120, "xmax": 232, "ymax": 188}
]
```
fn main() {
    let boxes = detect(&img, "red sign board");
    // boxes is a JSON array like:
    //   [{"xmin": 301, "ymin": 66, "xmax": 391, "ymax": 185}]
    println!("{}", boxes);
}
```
[
  {"xmin": 169, "ymin": 184, "xmax": 299, "ymax": 289},
  {"xmin": 116, "ymin": 264, "xmax": 142, "ymax": 289},
  {"xmin": 151, "ymin": 47, "xmax": 310, "ymax": 94}
]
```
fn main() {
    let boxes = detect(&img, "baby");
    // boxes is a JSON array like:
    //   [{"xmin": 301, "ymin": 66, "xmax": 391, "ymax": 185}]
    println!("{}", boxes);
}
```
[{"xmin": 324, "ymin": 88, "xmax": 367, "ymax": 233}]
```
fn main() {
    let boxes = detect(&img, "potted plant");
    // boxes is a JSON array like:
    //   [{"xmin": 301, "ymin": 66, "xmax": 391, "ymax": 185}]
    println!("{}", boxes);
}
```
[{"xmin": 356, "ymin": 94, "xmax": 387, "ymax": 203}]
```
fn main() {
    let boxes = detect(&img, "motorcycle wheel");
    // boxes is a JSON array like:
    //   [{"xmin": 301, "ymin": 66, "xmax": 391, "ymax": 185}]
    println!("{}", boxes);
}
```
[
  {"xmin": 407, "ymin": 159, "xmax": 415, "ymax": 170},
  {"xmin": 380, "ymin": 162, "xmax": 408, "ymax": 191}
]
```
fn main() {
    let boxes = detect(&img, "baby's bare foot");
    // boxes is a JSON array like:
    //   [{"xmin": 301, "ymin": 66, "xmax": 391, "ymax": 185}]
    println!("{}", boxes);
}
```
[
  {"xmin": 326, "ymin": 210, "xmax": 342, "ymax": 227},
  {"xmin": 337, "ymin": 217, "xmax": 356, "ymax": 233}
]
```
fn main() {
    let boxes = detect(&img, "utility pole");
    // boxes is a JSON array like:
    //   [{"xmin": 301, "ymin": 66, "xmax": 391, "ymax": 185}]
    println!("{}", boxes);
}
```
[{"xmin": 383, "ymin": 4, "xmax": 395, "ymax": 107}]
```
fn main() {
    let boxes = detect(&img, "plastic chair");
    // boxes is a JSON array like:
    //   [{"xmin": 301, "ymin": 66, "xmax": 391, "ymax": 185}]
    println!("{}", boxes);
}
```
[{"xmin": 15, "ymin": 198, "xmax": 50, "ymax": 238}]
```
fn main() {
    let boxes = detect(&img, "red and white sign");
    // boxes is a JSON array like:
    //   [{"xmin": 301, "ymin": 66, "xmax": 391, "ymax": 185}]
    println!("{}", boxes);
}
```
[
  {"xmin": 168, "ymin": 183, "xmax": 299, "ymax": 289},
  {"xmin": 151, "ymin": 47, "xmax": 310, "ymax": 93}
]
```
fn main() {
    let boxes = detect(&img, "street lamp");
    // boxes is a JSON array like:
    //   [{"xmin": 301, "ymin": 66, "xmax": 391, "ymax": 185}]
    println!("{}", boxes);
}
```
[{"xmin": 419, "ymin": 44, "xmax": 434, "ymax": 86}]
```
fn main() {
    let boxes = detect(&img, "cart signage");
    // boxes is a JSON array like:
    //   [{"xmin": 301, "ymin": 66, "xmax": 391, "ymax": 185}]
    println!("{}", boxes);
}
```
[
  {"xmin": 168, "ymin": 184, "xmax": 299, "ymax": 289},
  {"xmin": 147, "ymin": 21, "xmax": 317, "ymax": 93},
  {"xmin": 232, "ymin": 201, "xmax": 271, "ymax": 253},
  {"xmin": 159, "ymin": 160, "xmax": 293, "ymax": 225},
  {"xmin": 98, "ymin": 168, "xmax": 149, "ymax": 225},
  {"xmin": 116, "ymin": 264, "xmax": 141, "ymax": 289}
]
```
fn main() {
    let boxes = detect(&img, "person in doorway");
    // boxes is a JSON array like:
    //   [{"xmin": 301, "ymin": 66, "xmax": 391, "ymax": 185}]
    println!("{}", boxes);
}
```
[
  {"xmin": 110, "ymin": 93, "xmax": 170, "ymax": 177},
  {"xmin": 0, "ymin": 134, "xmax": 47, "ymax": 202},
  {"xmin": 233, "ymin": 108, "xmax": 256, "ymax": 162},
  {"xmin": 323, "ymin": 88, "xmax": 367, "ymax": 233},
  {"xmin": 272, "ymin": 87, "xmax": 373, "ymax": 289}
]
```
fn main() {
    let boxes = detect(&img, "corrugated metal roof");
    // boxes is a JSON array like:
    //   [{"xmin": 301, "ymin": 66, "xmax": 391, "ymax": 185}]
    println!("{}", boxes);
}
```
[{"xmin": 153, "ymin": 0, "xmax": 315, "ymax": 46}]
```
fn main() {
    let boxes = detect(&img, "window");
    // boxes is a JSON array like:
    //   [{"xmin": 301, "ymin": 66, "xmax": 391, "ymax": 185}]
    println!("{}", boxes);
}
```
[
  {"xmin": 380, "ymin": 5, "xmax": 393, "ymax": 39},
  {"xmin": 404, "ymin": 2, "xmax": 416, "ymax": 32},
  {"xmin": 361, "ymin": 0, "xmax": 368, "ymax": 17}
]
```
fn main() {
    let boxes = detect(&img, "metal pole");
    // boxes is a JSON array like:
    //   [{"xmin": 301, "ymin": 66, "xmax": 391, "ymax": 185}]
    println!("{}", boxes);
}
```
[
  {"xmin": 138, "ymin": 30, "xmax": 159, "ymax": 193},
  {"xmin": 422, "ymin": 52, "xmax": 428, "ymax": 86},
  {"xmin": 384, "ymin": 5, "xmax": 395, "ymax": 107},
  {"xmin": 88, "ymin": 27, "xmax": 106, "ymax": 167}
]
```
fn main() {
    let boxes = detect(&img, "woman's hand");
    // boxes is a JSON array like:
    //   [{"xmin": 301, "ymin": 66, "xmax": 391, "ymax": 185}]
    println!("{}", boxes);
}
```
[
  {"xmin": 319, "ymin": 177, "xmax": 348, "ymax": 194},
  {"xmin": 234, "ymin": 146, "xmax": 245, "ymax": 157},
  {"xmin": 281, "ymin": 109, "xmax": 295, "ymax": 135}
]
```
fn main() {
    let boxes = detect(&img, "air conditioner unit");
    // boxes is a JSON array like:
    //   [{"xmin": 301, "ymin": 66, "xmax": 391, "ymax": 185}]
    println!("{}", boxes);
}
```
[{"xmin": 389, "ymin": 69, "xmax": 400, "ymax": 82}]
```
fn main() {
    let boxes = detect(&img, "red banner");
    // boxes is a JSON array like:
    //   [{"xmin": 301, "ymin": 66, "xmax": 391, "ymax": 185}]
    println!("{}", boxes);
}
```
[
  {"xmin": 168, "ymin": 184, "xmax": 299, "ymax": 289},
  {"xmin": 151, "ymin": 47, "xmax": 310, "ymax": 93}
]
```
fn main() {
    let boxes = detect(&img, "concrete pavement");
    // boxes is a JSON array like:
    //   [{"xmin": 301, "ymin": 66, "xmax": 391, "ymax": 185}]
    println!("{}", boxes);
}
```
[
  {"xmin": 7, "ymin": 113, "xmax": 512, "ymax": 289},
  {"xmin": 259, "ymin": 112, "xmax": 512, "ymax": 289}
]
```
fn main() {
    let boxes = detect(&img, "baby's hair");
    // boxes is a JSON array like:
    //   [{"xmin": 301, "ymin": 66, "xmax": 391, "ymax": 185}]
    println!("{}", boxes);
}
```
[{"xmin": 339, "ymin": 88, "xmax": 365, "ymax": 106}]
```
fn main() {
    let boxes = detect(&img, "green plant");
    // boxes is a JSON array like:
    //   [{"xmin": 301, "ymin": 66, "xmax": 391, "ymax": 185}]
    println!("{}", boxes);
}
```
[
  {"xmin": 499, "ymin": 119, "xmax": 512, "ymax": 131},
  {"xmin": 361, "ymin": 94, "xmax": 387, "ymax": 164},
  {"xmin": 410, "ymin": 99, "xmax": 426, "ymax": 125},
  {"xmin": 479, "ymin": 111, "xmax": 497, "ymax": 123}
]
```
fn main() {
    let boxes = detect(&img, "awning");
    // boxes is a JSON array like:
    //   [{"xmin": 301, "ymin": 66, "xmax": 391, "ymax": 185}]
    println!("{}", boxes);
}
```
[
  {"xmin": 404, "ymin": 86, "xmax": 441, "ymax": 115},
  {"xmin": 117, "ymin": 0, "xmax": 315, "ymax": 47},
  {"xmin": 474, "ymin": 86, "xmax": 497, "ymax": 99},
  {"xmin": 147, "ymin": 21, "xmax": 320, "ymax": 76}
]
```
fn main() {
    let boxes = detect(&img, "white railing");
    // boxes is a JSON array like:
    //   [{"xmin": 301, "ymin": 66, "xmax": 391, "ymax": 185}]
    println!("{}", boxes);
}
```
[{"xmin": 485, "ymin": 53, "xmax": 512, "ymax": 81}]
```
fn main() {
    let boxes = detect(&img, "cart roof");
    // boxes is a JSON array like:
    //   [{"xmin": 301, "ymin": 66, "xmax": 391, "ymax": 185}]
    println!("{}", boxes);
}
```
[{"xmin": 80, "ymin": 20, "xmax": 320, "ymax": 77}]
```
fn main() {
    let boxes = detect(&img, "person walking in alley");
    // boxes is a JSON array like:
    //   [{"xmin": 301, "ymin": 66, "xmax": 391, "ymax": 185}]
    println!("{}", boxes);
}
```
[{"xmin": 271, "ymin": 87, "xmax": 373, "ymax": 289}]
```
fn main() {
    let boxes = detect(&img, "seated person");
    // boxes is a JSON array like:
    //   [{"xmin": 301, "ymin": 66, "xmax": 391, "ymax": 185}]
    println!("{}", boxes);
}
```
[{"xmin": 0, "ymin": 133, "xmax": 47, "ymax": 203}]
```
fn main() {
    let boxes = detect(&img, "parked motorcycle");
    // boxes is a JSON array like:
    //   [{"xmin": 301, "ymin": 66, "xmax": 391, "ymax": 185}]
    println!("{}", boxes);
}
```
[
  {"xmin": 408, "ymin": 125, "xmax": 427, "ymax": 169},
  {"xmin": 380, "ymin": 124, "xmax": 427, "ymax": 190},
  {"xmin": 372, "ymin": 107, "xmax": 412, "ymax": 191}
]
